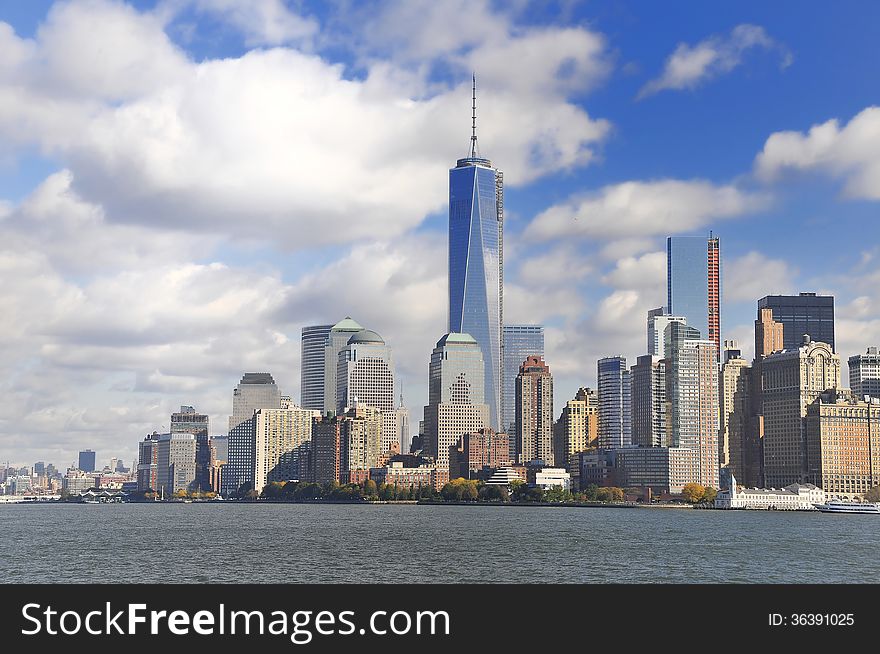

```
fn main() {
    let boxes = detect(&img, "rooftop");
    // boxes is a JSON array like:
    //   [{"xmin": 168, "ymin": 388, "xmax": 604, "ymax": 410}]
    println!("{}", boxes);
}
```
[{"xmin": 331, "ymin": 316, "xmax": 364, "ymax": 332}]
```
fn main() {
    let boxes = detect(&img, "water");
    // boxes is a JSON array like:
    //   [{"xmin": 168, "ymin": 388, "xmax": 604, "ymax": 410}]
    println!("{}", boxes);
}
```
[{"xmin": 1, "ymin": 503, "xmax": 876, "ymax": 583}]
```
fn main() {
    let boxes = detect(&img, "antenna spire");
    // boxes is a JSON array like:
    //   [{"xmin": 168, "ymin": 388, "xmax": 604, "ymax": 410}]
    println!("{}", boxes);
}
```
[{"xmin": 469, "ymin": 73, "xmax": 479, "ymax": 159}]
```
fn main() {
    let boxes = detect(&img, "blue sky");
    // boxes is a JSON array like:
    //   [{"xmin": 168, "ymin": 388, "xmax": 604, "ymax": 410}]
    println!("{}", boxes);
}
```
[{"xmin": 0, "ymin": 0, "xmax": 878, "ymax": 468}]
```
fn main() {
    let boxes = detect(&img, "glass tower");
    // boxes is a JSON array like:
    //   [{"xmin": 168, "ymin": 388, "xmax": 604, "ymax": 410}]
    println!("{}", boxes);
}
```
[
  {"xmin": 667, "ymin": 236, "xmax": 721, "ymax": 359},
  {"xmin": 301, "ymin": 324, "xmax": 333, "ymax": 412},
  {"xmin": 597, "ymin": 357, "xmax": 631, "ymax": 449},
  {"xmin": 448, "ymin": 79, "xmax": 503, "ymax": 430},
  {"xmin": 757, "ymin": 293, "xmax": 835, "ymax": 352}
]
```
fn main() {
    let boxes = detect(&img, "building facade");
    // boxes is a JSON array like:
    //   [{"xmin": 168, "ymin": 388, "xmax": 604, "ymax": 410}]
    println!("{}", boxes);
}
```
[
  {"xmin": 553, "ymin": 387, "xmax": 598, "ymax": 485},
  {"xmin": 156, "ymin": 432, "xmax": 197, "ymax": 496},
  {"xmin": 614, "ymin": 446, "xmax": 700, "ymax": 494},
  {"xmin": 339, "ymin": 405, "xmax": 383, "ymax": 484},
  {"xmin": 336, "ymin": 329, "xmax": 395, "ymax": 415},
  {"xmin": 719, "ymin": 342, "xmax": 751, "ymax": 478},
  {"xmin": 323, "ymin": 317, "xmax": 366, "ymax": 415},
  {"xmin": 253, "ymin": 406, "xmax": 317, "ymax": 493},
  {"xmin": 757, "ymin": 293, "xmax": 835, "ymax": 352},
  {"xmin": 515, "ymin": 355, "xmax": 554, "ymax": 465},
  {"xmin": 300, "ymin": 324, "xmax": 333, "ymax": 412},
  {"xmin": 849, "ymin": 347, "xmax": 880, "ymax": 400},
  {"xmin": 78, "ymin": 450, "xmax": 96, "ymax": 473},
  {"xmin": 598, "ymin": 357, "xmax": 631, "ymax": 450},
  {"xmin": 647, "ymin": 308, "xmax": 687, "ymax": 358},
  {"xmin": 761, "ymin": 338, "xmax": 841, "ymax": 488},
  {"xmin": 501, "ymin": 324, "xmax": 544, "ymax": 438},
  {"xmin": 666, "ymin": 235, "xmax": 721, "ymax": 359},
  {"xmin": 311, "ymin": 415, "xmax": 341, "ymax": 485},
  {"xmin": 631, "ymin": 355, "xmax": 667, "ymax": 448}
]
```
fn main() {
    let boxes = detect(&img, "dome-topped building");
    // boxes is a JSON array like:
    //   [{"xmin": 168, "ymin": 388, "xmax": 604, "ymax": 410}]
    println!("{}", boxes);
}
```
[{"xmin": 347, "ymin": 329, "xmax": 385, "ymax": 345}]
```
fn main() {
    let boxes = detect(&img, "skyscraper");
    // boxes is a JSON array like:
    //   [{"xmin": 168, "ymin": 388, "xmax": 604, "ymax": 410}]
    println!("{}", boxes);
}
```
[
  {"xmin": 849, "ymin": 347, "xmax": 880, "ymax": 400},
  {"xmin": 647, "ymin": 308, "xmax": 686, "ymax": 358},
  {"xmin": 719, "ymin": 341, "xmax": 751, "ymax": 479},
  {"xmin": 501, "ymin": 324, "xmax": 544, "ymax": 440},
  {"xmin": 762, "ymin": 336, "xmax": 841, "ymax": 487},
  {"xmin": 301, "ymin": 324, "xmax": 333, "ymax": 412},
  {"xmin": 553, "ymin": 387, "xmax": 597, "ymax": 485},
  {"xmin": 423, "ymin": 333, "xmax": 490, "ymax": 483},
  {"xmin": 171, "ymin": 405, "xmax": 212, "ymax": 492},
  {"xmin": 666, "ymin": 235, "xmax": 721, "ymax": 358},
  {"xmin": 630, "ymin": 355, "xmax": 667, "ymax": 448},
  {"xmin": 223, "ymin": 373, "xmax": 283, "ymax": 496},
  {"xmin": 156, "ymin": 433, "xmax": 197, "ymax": 496},
  {"xmin": 754, "ymin": 307, "xmax": 784, "ymax": 358},
  {"xmin": 253, "ymin": 406, "xmax": 317, "ymax": 493},
  {"xmin": 78, "ymin": 450, "xmax": 96, "ymax": 473},
  {"xmin": 597, "ymin": 357, "xmax": 631, "ymax": 449},
  {"xmin": 323, "ymin": 317, "xmax": 365, "ymax": 415},
  {"xmin": 336, "ymin": 329, "xmax": 394, "ymax": 415},
  {"xmin": 757, "ymin": 293, "xmax": 835, "ymax": 352},
  {"xmin": 396, "ymin": 394, "xmax": 411, "ymax": 458},
  {"xmin": 448, "ymin": 77, "xmax": 503, "ymax": 431},
  {"xmin": 515, "ymin": 355, "xmax": 554, "ymax": 465},
  {"xmin": 665, "ymin": 322, "xmax": 720, "ymax": 488}
]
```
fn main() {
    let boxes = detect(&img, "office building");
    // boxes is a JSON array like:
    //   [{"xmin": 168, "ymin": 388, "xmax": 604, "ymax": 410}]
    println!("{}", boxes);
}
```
[
  {"xmin": 761, "ymin": 336, "xmax": 841, "ymax": 487},
  {"xmin": 323, "ymin": 317, "xmax": 366, "ymax": 415},
  {"xmin": 156, "ymin": 432, "xmax": 197, "ymax": 496},
  {"xmin": 395, "ymin": 396, "xmax": 411, "ymax": 458},
  {"xmin": 849, "ymin": 347, "xmax": 880, "ymax": 400},
  {"xmin": 665, "ymin": 321, "xmax": 720, "ymax": 488},
  {"xmin": 755, "ymin": 307, "xmax": 785, "ymax": 359},
  {"xmin": 615, "ymin": 446, "xmax": 700, "ymax": 494},
  {"xmin": 598, "ymin": 357, "xmax": 631, "ymax": 449},
  {"xmin": 339, "ymin": 405, "xmax": 383, "ymax": 484},
  {"xmin": 631, "ymin": 355, "xmax": 667, "ymax": 448},
  {"xmin": 757, "ymin": 293, "xmax": 835, "ymax": 352},
  {"xmin": 448, "ymin": 79, "xmax": 503, "ymax": 431},
  {"xmin": 253, "ymin": 406, "xmax": 317, "ymax": 493},
  {"xmin": 78, "ymin": 450, "xmax": 96, "ymax": 473},
  {"xmin": 719, "ymin": 342, "xmax": 751, "ymax": 481},
  {"xmin": 647, "ymin": 308, "xmax": 687, "ymax": 358},
  {"xmin": 805, "ymin": 389, "xmax": 880, "ymax": 499},
  {"xmin": 515, "ymin": 355, "xmax": 554, "ymax": 465},
  {"xmin": 300, "ymin": 324, "xmax": 333, "ymax": 412},
  {"xmin": 423, "ymin": 333, "xmax": 490, "ymax": 480},
  {"xmin": 170, "ymin": 405, "xmax": 212, "ymax": 492},
  {"xmin": 223, "ymin": 372, "xmax": 283, "ymax": 496},
  {"xmin": 666, "ymin": 235, "xmax": 721, "ymax": 358},
  {"xmin": 553, "ymin": 388, "xmax": 598, "ymax": 485},
  {"xmin": 502, "ymin": 324, "xmax": 544, "ymax": 439},
  {"xmin": 137, "ymin": 432, "xmax": 160, "ymax": 492},
  {"xmin": 336, "ymin": 329, "xmax": 395, "ymax": 415}
]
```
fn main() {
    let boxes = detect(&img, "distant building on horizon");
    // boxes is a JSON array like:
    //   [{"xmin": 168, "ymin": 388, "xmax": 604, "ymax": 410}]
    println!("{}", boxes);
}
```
[
  {"xmin": 666, "ymin": 235, "xmax": 721, "ymax": 359},
  {"xmin": 757, "ymin": 293, "xmax": 835, "ymax": 352},
  {"xmin": 78, "ymin": 450, "xmax": 96, "ymax": 473}
]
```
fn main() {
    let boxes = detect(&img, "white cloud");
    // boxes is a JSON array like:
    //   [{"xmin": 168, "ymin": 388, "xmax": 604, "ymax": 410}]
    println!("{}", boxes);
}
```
[
  {"xmin": 754, "ymin": 106, "xmax": 880, "ymax": 200},
  {"xmin": 183, "ymin": 0, "xmax": 318, "ymax": 46},
  {"xmin": 723, "ymin": 251, "xmax": 797, "ymax": 303},
  {"xmin": 526, "ymin": 179, "xmax": 769, "ymax": 241},
  {"xmin": 639, "ymin": 24, "xmax": 791, "ymax": 99},
  {"xmin": 601, "ymin": 251, "xmax": 665, "ymax": 292}
]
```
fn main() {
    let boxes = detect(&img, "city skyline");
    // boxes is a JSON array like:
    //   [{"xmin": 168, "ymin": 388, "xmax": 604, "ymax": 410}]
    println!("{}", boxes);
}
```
[{"xmin": 1, "ymin": 1, "xmax": 880, "ymax": 468}]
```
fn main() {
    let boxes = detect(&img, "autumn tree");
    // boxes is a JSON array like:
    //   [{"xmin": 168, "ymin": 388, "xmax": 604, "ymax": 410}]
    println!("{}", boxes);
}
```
[
  {"xmin": 865, "ymin": 486, "xmax": 880, "ymax": 502},
  {"xmin": 681, "ymin": 483, "xmax": 706, "ymax": 504},
  {"xmin": 701, "ymin": 487, "xmax": 718, "ymax": 504}
]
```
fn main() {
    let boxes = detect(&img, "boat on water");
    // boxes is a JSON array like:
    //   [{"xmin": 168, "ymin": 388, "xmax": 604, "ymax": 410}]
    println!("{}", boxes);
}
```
[{"xmin": 814, "ymin": 499, "xmax": 880, "ymax": 514}]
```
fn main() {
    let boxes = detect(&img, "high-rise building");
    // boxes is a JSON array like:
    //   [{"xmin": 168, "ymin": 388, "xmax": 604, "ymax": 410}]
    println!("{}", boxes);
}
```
[
  {"xmin": 665, "ymin": 321, "xmax": 720, "ymax": 488},
  {"xmin": 553, "ymin": 387, "xmax": 598, "ymax": 485},
  {"xmin": 396, "ymin": 395, "xmax": 411, "ymax": 458},
  {"xmin": 515, "ymin": 355, "xmax": 553, "ymax": 465},
  {"xmin": 849, "ymin": 347, "xmax": 880, "ymax": 400},
  {"xmin": 501, "ymin": 324, "xmax": 544, "ymax": 438},
  {"xmin": 323, "ymin": 317, "xmax": 365, "ymax": 415},
  {"xmin": 311, "ymin": 415, "xmax": 341, "ymax": 485},
  {"xmin": 301, "ymin": 324, "xmax": 333, "ymax": 412},
  {"xmin": 757, "ymin": 293, "xmax": 835, "ymax": 352},
  {"xmin": 78, "ymin": 450, "xmax": 96, "ymax": 473},
  {"xmin": 805, "ymin": 389, "xmax": 880, "ymax": 499},
  {"xmin": 754, "ymin": 307, "xmax": 784, "ymax": 359},
  {"xmin": 448, "ymin": 78, "xmax": 503, "ymax": 431},
  {"xmin": 223, "ymin": 373, "xmax": 283, "ymax": 496},
  {"xmin": 253, "ymin": 406, "xmax": 317, "ymax": 493},
  {"xmin": 761, "ymin": 336, "xmax": 841, "ymax": 487},
  {"xmin": 339, "ymin": 405, "xmax": 383, "ymax": 484},
  {"xmin": 137, "ymin": 433, "xmax": 160, "ymax": 492},
  {"xmin": 171, "ymin": 405, "xmax": 212, "ymax": 492},
  {"xmin": 666, "ymin": 235, "xmax": 721, "ymax": 359},
  {"xmin": 336, "ymin": 329, "xmax": 394, "ymax": 415},
  {"xmin": 631, "ymin": 355, "xmax": 667, "ymax": 448},
  {"xmin": 156, "ymin": 432, "xmax": 197, "ymax": 496},
  {"xmin": 423, "ymin": 333, "xmax": 490, "ymax": 483},
  {"xmin": 450, "ymin": 428, "xmax": 510, "ymax": 479},
  {"xmin": 647, "ymin": 308, "xmax": 686, "ymax": 358},
  {"xmin": 597, "ymin": 357, "xmax": 631, "ymax": 449},
  {"xmin": 719, "ymin": 341, "xmax": 751, "ymax": 480}
]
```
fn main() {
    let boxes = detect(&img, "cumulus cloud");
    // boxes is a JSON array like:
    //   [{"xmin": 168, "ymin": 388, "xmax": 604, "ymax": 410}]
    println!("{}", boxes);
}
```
[
  {"xmin": 754, "ymin": 106, "xmax": 880, "ymax": 200},
  {"xmin": 179, "ymin": 0, "xmax": 318, "ymax": 46},
  {"xmin": 525, "ymin": 179, "xmax": 769, "ymax": 241},
  {"xmin": 723, "ymin": 251, "xmax": 797, "ymax": 303},
  {"xmin": 638, "ymin": 24, "xmax": 792, "ymax": 99}
]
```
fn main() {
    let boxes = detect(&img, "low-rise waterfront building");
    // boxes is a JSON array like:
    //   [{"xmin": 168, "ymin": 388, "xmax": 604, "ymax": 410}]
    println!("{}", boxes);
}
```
[{"xmin": 715, "ymin": 474, "xmax": 825, "ymax": 510}]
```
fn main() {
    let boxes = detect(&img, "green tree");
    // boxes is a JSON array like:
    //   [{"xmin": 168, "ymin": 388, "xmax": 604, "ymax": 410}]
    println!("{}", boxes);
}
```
[
  {"xmin": 363, "ymin": 479, "xmax": 378, "ymax": 498},
  {"xmin": 479, "ymin": 484, "xmax": 509, "ymax": 502},
  {"xmin": 701, "ymin": 487, "xmax": 718, "ymax": 504},
  {"xmin": 583, "ymin": 484, "xmax": 599, "ymax": 501},
  {"xmin": 865, "ymin": 486, "xmax": 880, "ymax": 502},
  {"xmin": 261, "ymin": 481, "xmax": 285, "ymax": 499},
  {"xmin": 681, "ymin": 483, "xmax": 706, "ymax": 504}
]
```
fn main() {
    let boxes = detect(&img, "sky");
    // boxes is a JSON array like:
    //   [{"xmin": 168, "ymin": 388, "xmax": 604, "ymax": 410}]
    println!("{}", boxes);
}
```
[{"xmin": 1, "ymin": 0, "xmax": 879, "ymax": 469}]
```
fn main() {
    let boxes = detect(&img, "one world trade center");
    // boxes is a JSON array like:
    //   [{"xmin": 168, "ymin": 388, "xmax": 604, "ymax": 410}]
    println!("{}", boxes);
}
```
[{"xmin": 448, "ymin": 76, "xmax": 503, "ymax": 430}]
